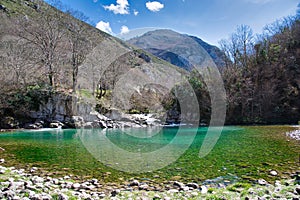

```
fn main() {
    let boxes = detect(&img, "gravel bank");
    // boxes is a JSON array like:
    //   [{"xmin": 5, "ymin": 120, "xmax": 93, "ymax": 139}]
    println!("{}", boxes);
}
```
[
  {"xmin": 0, "ymin": 164, "xmax": 299, "ymax": 200},
  {"xmin": 286, "ymin": 128, "xmax": 300, "ymax": 141}
]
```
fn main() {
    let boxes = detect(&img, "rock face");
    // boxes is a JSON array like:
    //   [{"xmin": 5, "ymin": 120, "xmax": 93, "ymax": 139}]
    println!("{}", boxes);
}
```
[
  {"xmin": 25, "ymin": 91, "xmax": 163, "ymax": 129},
  {"xmin": 72, "ymin": 111, "xmax": 162, "ymax": 129},
  {"xmin": 28, "ymin": 93, "xmax": 74, "ymax": 124},
  {"xmin": 0, "ymin": 89, "xmax": 165, "ymax": 129}
]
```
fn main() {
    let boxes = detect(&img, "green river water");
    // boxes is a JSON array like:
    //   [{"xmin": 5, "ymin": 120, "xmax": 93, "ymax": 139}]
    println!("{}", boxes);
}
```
[{"xmin": 0, "ymin": 126, "xmax": 299, "ymax": 184}]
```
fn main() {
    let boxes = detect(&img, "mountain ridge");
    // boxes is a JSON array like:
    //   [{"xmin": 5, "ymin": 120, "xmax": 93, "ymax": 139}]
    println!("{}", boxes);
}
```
[{"xmin": 128, "ymin": 29, "xmax": 225, "ymax": 71}]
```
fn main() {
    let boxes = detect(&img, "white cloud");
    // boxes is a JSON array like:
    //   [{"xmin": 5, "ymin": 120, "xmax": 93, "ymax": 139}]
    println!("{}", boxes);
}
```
[
  {"xmin": 134, "ymin": 9, "xmax": 139, "ymax": 16},
  {"xmin": 146, "ymin": 1, "xmax": 164, "ymax": 12},
  {"xmin": 104, "ymin": 0, "xmax": 129, "ymax": 15},
  {"xmin": 96, "ymin": 21, "xmax": 113, "ymax": 35},
  {"xmin": 93, "ymin": 0, "xmax": 98, "ymax": 3},
  {"xmin": 120, "ymin": 25, "xmax": 130, "ymax": 35}
]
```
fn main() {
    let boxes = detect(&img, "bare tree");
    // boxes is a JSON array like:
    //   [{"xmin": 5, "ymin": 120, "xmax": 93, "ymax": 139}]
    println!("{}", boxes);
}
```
[
  {"xmin": 233, "ymin": 25, "xmax": 254, "ymax": 67},
  {"xmin": 0, "ymin": 40, "xmax": 38, "ymax": 88},
  {"xmin": 15, "ymin": 5, "xmax": 66, "ymax": 88},
  {"xmin": 263, "ymin": 16, "xmax": 296, "ymax": 38},
  {"xmin": 65, "ymin": 10, "xmax": 92, "ymax": 92},
  {"xmin": 297, "ymin": 3, "xmax": 300, "ymax": 19},
  {"xmin": 219, "ymin": 24, "xmax": 254, "ymax": 67}
]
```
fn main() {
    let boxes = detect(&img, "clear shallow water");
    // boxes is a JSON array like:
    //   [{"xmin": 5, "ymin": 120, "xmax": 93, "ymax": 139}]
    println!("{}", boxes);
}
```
[{"xmin": 0, "ymin": 126, "xmax": 299, "ymax": 183}]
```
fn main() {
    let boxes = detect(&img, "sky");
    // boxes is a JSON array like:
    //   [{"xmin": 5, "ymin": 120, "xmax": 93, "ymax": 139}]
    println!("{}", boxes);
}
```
[{"xmin": 46, "ymin": 0, "xmax": 299, "ymax": 46}]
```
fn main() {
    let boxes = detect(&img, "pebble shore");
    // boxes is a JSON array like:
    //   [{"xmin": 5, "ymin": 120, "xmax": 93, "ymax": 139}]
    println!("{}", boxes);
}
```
[
  {"xmin": 286, "ymin": 128, "xmax": 300, "ymax": 141},
  {"xmin": 0, "ymin": 163, "xmax": 299, "ymax": 200}
]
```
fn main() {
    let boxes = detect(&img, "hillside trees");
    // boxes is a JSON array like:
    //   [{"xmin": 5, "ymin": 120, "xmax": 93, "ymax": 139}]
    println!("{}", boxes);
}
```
[
  {"xmin": 15, "ymin": 6, "xmax": 67, "ymax": 88},
  {"xmin": 219, "ymin": 25, "xmax": 254, "ymax": 67},
  {"xmin": 3, "ymin": 0, "xmax": 99, "ymax": 91},
  {"xmin": 65, "ymin": 9, "xmax": 93, "ymax": 92},
  {"xmin": 0, "ymin": 0, "xmax": 107, "ymax": 123},
  {"xmin": 297, "ymin": 3, "xmax": 300, "ymax": 18},
  {"xmin": 219, "ymin": 16, "xmax": 300, "ymax": 124},
  {"xmin": 0, "ymin": 40, "xmax": 37, "ymax": 88}
]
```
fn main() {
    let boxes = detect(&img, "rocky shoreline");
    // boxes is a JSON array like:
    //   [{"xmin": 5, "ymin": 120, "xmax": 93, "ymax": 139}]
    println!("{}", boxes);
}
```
[
  {"xmin": 0, "ymin": 110, "xmax": 167, "ymax": 130},
  {"xmin": 286, "ymin": 127, "xmax": 300, "ymax": 141},
  {"xmin": 0, "ymin": 162, "xmax": 299, "ymax": 200}
]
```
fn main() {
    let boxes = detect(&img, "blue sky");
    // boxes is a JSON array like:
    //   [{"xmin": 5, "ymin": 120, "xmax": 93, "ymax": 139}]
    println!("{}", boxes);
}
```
[{"xmin": 47, "ymin": 0, "xmax": 299, "ymax": 46}]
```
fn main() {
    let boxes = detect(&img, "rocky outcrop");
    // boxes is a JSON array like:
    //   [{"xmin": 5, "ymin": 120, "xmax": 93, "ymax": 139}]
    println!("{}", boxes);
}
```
[
  {"xmin": 28, "ymin": 93, "xmax": 74, "ymax": 124},
  {"xmin": 72, "ymin": 111, "xmax": 162, "ymax": 129},
  {"xmin": 17, "ymin": 92, "xmax": 164, "ymax": 129},
  {"xmin": 0, "ymin": 89, "xmax": 172, "ymax": 130}
]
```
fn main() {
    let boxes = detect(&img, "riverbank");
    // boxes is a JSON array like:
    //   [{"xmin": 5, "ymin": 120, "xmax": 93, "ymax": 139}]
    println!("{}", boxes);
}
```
[
  {"xmin": 286, "ymin": 126, "xmax": 300, "ymax": 140},
  {"xmin": 0, "ymin": 163, "xmax": 299, "ymax": 200}
]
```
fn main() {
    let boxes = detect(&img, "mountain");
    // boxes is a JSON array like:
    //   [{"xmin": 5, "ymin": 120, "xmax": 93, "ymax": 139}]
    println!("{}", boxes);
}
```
[{"xmin": 128, "ymin": 29, "xmax": 225, "ymax": 71}]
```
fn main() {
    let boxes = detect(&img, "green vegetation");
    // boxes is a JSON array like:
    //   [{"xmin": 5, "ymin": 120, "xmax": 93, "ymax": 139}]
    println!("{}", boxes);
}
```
[{"xmin": 77, "ymin": 89, "xmax": 93, "ymax": 99}]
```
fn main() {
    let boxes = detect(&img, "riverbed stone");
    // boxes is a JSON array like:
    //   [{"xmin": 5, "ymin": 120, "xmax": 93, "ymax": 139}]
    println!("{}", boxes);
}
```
[
  {"xmin": 270, "ymin": 170, "xmax": 278, "ymax": 176},
  {"xmin": 173, "ymin": 181, "xmax": 184, "ymax": 189},
  {"xmin": 30, "ymin": 167, "xmax": 38, "ymax": 173},
  {"xmin": 200, "ymin": 186, "xmax": 208, "ymax": 194},
  {"xmin": 139, "ymin": 184, "xmax": 149, "ymax": 190},
  {"xmin": 1, "ymin": 163, "xmax": 300, "ymax": 199},
  {"xmin": 129, "ymin": 180, "xmax": 140, "ymax": 186},
  {"xmin": 58, "ymin": 193, "xmax": 69, "ymax": 200},
  {"xmin": 295, "ymin": 186, "xmax": 300, "ymax": 195},
  {"xmin": 186, "ymin": 183, "xmax": 199, "ymax": 189},
  {"xmin": 72, "ymin": 183, "xmax": 81, "ymax": 190},
  {"xmin": 258, "ymin": 179, "xmax": 268, "ymax": 185},
  {"xmin": 31, "ymin": 176, "xmax": 44, "ymax": 184}
]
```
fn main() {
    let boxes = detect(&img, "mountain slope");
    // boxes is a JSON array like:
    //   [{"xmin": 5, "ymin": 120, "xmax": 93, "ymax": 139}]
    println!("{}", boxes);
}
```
[
  {"xmin": 0, "ymin": 0, "xmax": 190, "ymax": 128},
  {"xmin": 128, "ymin": 29, "xmax": 225, "ymax": 71}
]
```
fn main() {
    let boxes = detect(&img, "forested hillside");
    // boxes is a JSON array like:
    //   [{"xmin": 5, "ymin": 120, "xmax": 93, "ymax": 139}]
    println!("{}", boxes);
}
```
[{"xmin": 218, "ymin": 17, "xmax": 300, "ymax": 124}]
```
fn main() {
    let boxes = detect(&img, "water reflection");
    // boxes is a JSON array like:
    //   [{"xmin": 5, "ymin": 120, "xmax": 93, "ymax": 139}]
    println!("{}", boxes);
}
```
[{"xmin": 77, "ymin": 127, "xmax": 197, "ymax": 173}]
